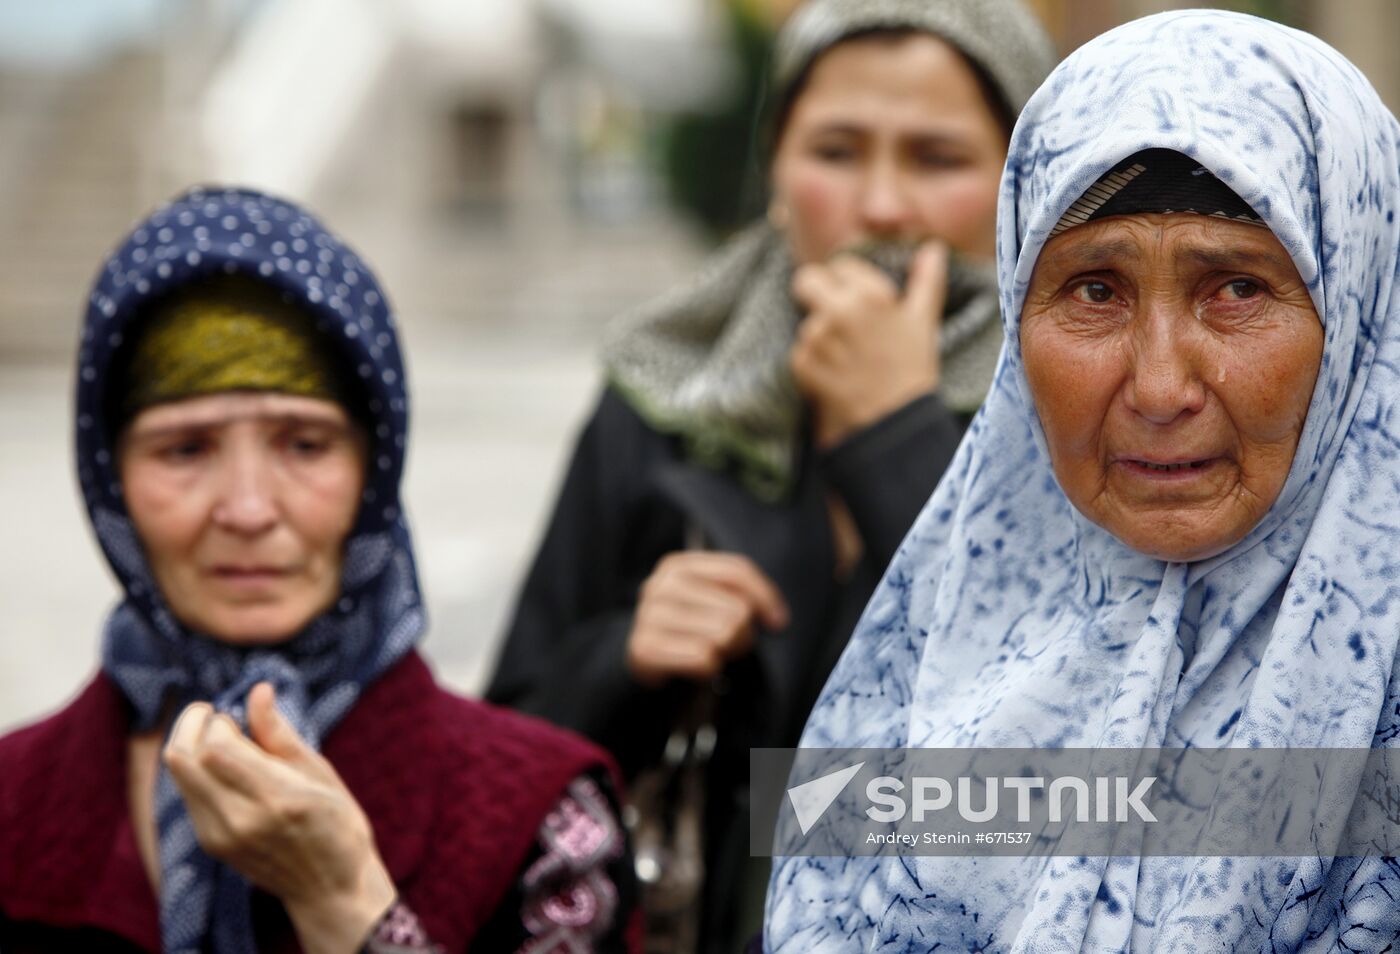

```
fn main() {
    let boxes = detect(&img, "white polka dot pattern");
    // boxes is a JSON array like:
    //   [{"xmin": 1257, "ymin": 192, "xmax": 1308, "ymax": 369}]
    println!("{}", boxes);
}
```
[{"xmin": 72, "ymin": 186, "xmax": 427, "ymax": 954}]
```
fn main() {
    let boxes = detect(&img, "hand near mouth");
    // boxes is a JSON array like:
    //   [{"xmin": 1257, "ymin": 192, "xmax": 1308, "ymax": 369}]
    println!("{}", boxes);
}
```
[
  {"xmin": 789, "ymin": 241, "xmax": 949, "ymax": 448},
  {"xmin": 164, "ymin": 682, "xmax": 397, "ymax": 954}
]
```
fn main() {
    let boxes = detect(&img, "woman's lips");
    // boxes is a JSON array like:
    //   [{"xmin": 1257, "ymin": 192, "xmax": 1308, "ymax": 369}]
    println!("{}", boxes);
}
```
[
  {"xmin": 1115, "ymin": 457, "xmax": 1221, "ymax": 480},
  {"xmin": 207, "ymin": 566, "xmax": 290, "ymax": 589}
]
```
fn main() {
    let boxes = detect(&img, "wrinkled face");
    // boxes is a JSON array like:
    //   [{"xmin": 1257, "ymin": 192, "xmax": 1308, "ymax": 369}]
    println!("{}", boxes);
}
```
[
  {"xmin": 1020, "ymin": 214, "xmax": 1324, "ymax": 562},
  {"xmin": 119, "ymin": 392, "xmax": 366, "ymax": 644},
  {"xmin": 770, "ymin": 32, "xmax": 1007, "ymax": 266}
]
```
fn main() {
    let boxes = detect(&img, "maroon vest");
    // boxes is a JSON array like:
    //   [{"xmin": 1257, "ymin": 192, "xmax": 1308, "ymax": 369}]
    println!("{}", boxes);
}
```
[{"xmin": 0, "ymin": 651, "xmax": 617, "ymax": 951}]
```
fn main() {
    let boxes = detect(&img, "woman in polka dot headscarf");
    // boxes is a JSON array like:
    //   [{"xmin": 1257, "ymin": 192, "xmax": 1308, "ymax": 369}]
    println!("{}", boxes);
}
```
[{"xmin": 0, "ymin": 187, "xmax": 639, "ymax": 953}]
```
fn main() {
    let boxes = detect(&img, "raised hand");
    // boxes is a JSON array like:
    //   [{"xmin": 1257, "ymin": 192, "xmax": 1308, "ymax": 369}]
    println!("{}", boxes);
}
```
[
  {"xmin": 790, "ymin": 240, "xmax": 948, "ymax": 448},
  {"xmin": 164, "ymin": 682, "xmax": 396, "ymax": 954}
]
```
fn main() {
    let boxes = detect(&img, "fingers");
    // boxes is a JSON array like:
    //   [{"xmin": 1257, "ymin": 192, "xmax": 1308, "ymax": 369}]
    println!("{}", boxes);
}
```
[
  {"xmin": 167, "ymin": 700, "xmax": 216, "ymax": 753},
  {"xmin": 791, "ymin": 263, "xmax": 839, "ymax": 317},
  {"xmin": 164, "ymin": 702, "xmax": 221, "ymax": 799},
  {"xmin": 165, "ymin": 695, "xmax": 309, "ymax": 807},
  {"xmin": 789, "ymin": 258, "xmax": 901, "ymax": 399},
  {"xmin": 652, "ymin": 552, "xmax": 790, "ymax": 631},
  {"xmin": 247, "ymin": 682, "xmax": 312, "ymax": 763},
  {"xmin": 159, "ymin": 699, "xmax": 381, "ymax": 908},
  {"xmin": 789, "ymin": 241, "xmax": 946, "ymax": 450},
  {"xmin": 645, "ymin": 590, "xmax": 757, "ymax": 659},
  {"xmin": 709, "ymin": 555, "xmax": 790, "ymax": 630},
  {"xmin": 627, "ymin": 551, "xmax": 791, "ymax": 684},
  {"xmin": 792, "ymin": 243, "xmax": 947, "ymax": 326},
  {"xmin": 827, "ymin": 253, "xmax": 894, "ymax": 289},
  {"xmin": 634, "ymin": 633, "xmax": 730, "ymax": 683},
  {"xmin": 793, "ymin": 309, "xmax": 851, "ymax": 356},
  {"xmin": 791, "ymin": 258, "xmax": 897, "ymax": 316},
  {"xmin": 165, "ymin": 704, "xmax": 255, "ymax": 785},
  {"xmin": 789, "ymin": 329, "xmax": 846, "ymax": 396},
  {"xmin": 204, "ymin": 718, "xmax": 315, "ymax": 802},
  {"xmin": 164, "ymin": 706, "xmax": 258, "ymax": 850},
  {"xmin": 903, "ymin": 240, "xmax": 950, "ymax": 329}
]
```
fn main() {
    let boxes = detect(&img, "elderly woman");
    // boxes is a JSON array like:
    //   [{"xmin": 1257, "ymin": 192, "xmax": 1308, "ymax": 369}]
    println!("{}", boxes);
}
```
[
  {"xmin": 766, "ymin": 8, "xmax": 1400, "ymax": 952},
  {"xmin": 486, "ymin": 0, "xmax": 1054, "ymax": 949},
  {"xmin": 0, "ymin": 189, "xmax": 636, "ymax": 952}
]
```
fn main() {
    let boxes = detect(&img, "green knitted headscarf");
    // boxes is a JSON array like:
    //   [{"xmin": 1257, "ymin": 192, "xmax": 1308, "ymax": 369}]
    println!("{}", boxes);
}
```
[
  {"xmin": 114, "ymin": 275, "xmax": 357, "ymax": 430},
  {"xmin": 603, "ymin": 0, "xmax": 1056, "ymax": 501}
]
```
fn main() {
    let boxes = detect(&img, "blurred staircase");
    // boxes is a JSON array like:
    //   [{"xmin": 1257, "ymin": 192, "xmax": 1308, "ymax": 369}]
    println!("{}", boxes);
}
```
[{"xmin": 0, "ymin": 52, "xmax": 161, "ymax": 360}]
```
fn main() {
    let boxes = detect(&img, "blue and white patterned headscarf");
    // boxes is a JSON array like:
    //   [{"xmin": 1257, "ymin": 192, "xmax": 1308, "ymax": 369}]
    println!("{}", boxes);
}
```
[
  {"xmin": 76, "ymin": 187, "xmax": 425, "ymax": 954},
  {"xmin": 767, "ymin": 10, "xmax": 1400, "ymax": 952}
]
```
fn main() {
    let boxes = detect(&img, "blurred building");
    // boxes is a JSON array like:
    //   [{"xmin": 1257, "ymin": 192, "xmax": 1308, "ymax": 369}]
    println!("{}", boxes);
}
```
[{"xmin": 0, "ymin": 0, "xmax": 737, "ymax": 358}]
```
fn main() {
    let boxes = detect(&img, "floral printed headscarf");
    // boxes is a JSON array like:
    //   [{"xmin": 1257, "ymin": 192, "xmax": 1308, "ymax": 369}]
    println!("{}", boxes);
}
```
[{"xmin": 768, "ymin": 11, "xmax": 1400, "ymax": 951}]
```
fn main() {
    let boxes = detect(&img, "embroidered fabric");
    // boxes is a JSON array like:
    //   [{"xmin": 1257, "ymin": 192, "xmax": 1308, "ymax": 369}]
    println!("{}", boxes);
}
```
[
  {"xmin": 519, "ymin": 775, "xmax": 626, "ymax": 952},
  {"xmin": 364, "ymin": 901, "xmax": 443, "ymax": 954},
  {"xmin": 361, "ymin": 774, "xmax": 625, "ymax": 954}
]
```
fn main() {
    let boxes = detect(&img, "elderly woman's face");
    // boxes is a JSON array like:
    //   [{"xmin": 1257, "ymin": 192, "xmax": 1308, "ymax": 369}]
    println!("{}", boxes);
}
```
[
  {"xmin": 770, "ymin": 33, "xmax": 1006, "ymax": 265},
  {"xmin": 1020, "ymin": 214, "xmax": 1323, "ymax": 562},
  {"xmin": 119, "ymin": 392, "xmax": 366, "ymax": 644}
]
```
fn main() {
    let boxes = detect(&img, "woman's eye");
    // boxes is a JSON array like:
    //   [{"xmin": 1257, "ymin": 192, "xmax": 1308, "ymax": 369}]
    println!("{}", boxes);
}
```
[
  {"xmin": 811, "ymin": 142, "xmax": 858, "ymax": 163},
  {"xmin": 158, "ymin": 439, "xmax": 208, "ymax": 463},
  {"xmin": 286, "ymin": 434, "xmax": 331, "ymax": 457},
  {"xmin": 911, "ymin": 150, "xmax": 965, "ymax": 170},
  {"xmin": 1219, "ymin": 279, "xmax": 1262, "ymax": 300},
  {"xmin": 1071, "ymin": 281, "xmax": 1115, "ymax": 304}
]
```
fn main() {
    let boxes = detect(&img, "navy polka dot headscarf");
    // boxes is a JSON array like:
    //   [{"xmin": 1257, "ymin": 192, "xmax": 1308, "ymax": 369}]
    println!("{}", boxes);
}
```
[{"xmin": 77, "ymin": 186, "xmax": 425, "ymax": 954}]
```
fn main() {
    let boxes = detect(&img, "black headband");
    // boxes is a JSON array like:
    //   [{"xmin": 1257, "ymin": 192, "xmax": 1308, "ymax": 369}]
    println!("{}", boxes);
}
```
[{"xmin": 1052, "ymin": 148, "xmax": 1263, "ymax": 236}]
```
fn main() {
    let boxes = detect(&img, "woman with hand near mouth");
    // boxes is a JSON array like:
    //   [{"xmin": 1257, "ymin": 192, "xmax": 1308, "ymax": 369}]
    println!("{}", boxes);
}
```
[
  {"xmin": 485, "ymin": 1, "xmax": 1056, "ymax": 949},
  {"xmin": 0, "ymin": 188, "xmax": 637, "ymax": 953}
]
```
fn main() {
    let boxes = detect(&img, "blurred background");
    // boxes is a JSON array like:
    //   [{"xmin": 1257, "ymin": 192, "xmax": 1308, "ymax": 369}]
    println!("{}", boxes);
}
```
[{"xmin": 1, "ymin": 0, "xmax": 1395, "ymax": 730}]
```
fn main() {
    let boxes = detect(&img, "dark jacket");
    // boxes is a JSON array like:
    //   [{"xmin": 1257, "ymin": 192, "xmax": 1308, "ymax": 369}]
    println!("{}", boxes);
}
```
[
  {"xmin": 486, "ymin": 386, "xmax": 968, "ymax": 950},
  {"xmin": 0, "ymin": 651, "xmax": 632, "ymax": 953}
]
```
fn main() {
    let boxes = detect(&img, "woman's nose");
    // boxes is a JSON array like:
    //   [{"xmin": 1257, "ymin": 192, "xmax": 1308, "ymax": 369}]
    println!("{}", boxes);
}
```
[
  {"xmin": 858, "ymin": 161, "xmax": 913, "ymax": 234},
  {"xmin": 1124, "ymin": 305, "xmax": 1207, "ymax": 425},
  {"xmin": 210, "ymin": 446, "xmax": 279, "ymax": 534}
]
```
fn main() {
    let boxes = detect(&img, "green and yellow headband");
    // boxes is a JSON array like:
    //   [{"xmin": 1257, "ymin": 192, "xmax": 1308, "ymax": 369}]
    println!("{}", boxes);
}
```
[{"xmin": 115, "ymin": 275, "xmax": 356, "ymax": 427}]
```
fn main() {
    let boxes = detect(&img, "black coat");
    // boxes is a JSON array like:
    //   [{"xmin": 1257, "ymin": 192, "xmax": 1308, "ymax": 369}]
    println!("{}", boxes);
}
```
[{"xmin": 486, "ymin": 386, "xmax": 968, "ymax": 950}]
